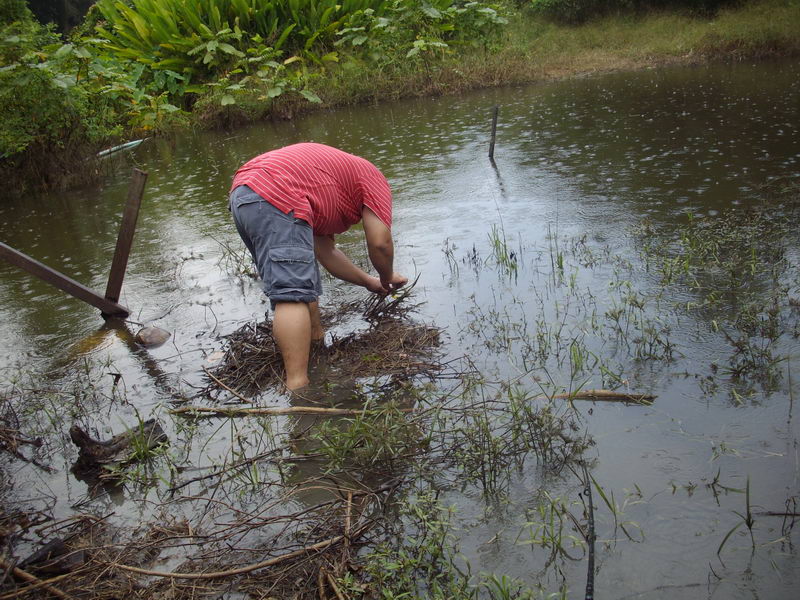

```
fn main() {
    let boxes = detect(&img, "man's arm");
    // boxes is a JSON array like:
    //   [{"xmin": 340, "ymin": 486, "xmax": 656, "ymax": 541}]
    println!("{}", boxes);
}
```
[
  {"xmin": 362, "ymin": 207, "xmax": 408, "ymax": 291},
  {"xmin": 313, "ymin": 234, "xmax": 387, "ymax": 294}
]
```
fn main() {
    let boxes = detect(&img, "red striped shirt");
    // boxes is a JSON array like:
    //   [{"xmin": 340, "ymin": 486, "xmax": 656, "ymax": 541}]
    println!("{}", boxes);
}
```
[{"xmin": 230, "ymin": 143, "xmax": 392, "ymax": 235}]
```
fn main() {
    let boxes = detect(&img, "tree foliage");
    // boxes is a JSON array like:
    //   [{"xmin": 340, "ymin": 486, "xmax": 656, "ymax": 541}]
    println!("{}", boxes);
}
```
[{"xmin": 0, "ymin": 0, "xmax": 508, "ymax": 187}]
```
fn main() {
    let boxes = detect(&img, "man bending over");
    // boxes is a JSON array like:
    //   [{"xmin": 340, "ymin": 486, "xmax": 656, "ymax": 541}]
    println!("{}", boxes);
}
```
[{"xmin": 229, "ymin": 142, "xmax": 408, "ymax": 391}]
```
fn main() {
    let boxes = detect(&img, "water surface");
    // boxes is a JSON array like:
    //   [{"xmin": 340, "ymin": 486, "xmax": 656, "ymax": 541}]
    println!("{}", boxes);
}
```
[{"xmin": 1, "ymin": 59, "xmax": 798, "ymax": 598}]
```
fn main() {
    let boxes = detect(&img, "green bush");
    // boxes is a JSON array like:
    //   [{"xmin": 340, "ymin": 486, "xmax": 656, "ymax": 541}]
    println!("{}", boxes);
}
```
[
  {"xmin": 89, "ymin": 0, "xmax": 509, "ymax": 112},
  {"xmin": 335, "ymin": 0, "xmax": 508, "ymax": 66},
  {"xmin": 0, "ymin": 0, "xmax": 30, "ymax": 25},
  {"xmin": 0, "ymin": 15, "xmax": 127, "ymax": 189}
]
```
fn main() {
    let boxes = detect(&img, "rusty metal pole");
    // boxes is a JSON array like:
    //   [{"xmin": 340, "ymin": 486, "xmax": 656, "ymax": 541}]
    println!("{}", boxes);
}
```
[{"xmin": 104, "ymin": 168, "xmax": 148, "ymax": 309}]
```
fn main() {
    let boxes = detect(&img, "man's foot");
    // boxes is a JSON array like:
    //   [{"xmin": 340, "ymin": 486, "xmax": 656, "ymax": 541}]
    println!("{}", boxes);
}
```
[
  {"xmin": 285, "ymin": 375, "xmax": 310, "ymax": 391},
  {"xmin": 287, "ymin": 382, "xmax": 328, "ymax": 405}
]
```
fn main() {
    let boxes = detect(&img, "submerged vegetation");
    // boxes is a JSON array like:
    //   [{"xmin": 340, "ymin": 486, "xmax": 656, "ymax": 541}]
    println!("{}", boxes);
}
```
[{"xmin": 1, "ymin": 0, "xmax": 799, "ymax": 192}]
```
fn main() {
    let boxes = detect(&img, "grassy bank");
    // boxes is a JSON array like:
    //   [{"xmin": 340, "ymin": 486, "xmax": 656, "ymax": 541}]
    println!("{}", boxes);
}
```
[{"xmin": 312, "ymin": 0, "xmax": 800, "ymax": 107}]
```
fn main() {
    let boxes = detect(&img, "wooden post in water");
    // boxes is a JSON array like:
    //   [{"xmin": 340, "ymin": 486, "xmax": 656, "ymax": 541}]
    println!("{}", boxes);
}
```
[
  {"xmin": 105, "ymin": 168, "xmax": 148, "ymax": 308},
  {"xmin": 0, "ymin": 242, "xmax": 130, "ymax": 317},
  {"xmin": 488, "ymin": 106, "xmax": 499, "ymax": 160},
  {"xmin": 0, "ymin": 168, "xmax": 148, "ymax": 319}
]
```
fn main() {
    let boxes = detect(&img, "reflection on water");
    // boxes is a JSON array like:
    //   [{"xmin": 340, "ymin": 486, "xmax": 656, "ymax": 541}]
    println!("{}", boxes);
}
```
[{"xmin": 1, "ymin": 59, "xmax": 798, "ymax": 598}]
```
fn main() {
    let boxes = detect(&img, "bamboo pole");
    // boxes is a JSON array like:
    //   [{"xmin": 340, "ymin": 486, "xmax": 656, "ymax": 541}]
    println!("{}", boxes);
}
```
[
  {"xmin": 171, "ymin": 406, "xmax": 415, "ymax": 418},
  {"xmin": 552, "ymin": 389, "xmax": 655, "ymax": 404}
]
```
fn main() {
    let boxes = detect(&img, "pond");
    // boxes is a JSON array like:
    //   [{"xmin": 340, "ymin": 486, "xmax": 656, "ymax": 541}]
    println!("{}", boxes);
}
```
[{"xmin": 1, "ymin": 58, "xmax": 799, "ymax": 598}]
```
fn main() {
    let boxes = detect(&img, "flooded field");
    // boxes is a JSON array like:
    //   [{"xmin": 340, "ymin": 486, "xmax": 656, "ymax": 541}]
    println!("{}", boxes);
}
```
[{"xmin": 1, "ymin": 59, "xmax": 799, "ymax": 598}]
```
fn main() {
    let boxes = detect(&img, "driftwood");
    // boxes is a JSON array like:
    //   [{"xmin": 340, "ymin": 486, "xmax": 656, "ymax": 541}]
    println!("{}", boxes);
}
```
[
  {"xmin": 19, "ymin": 537, "xmax": 88, "ymax": 575},
  {"xmin": 69, "ymin": 418, "xmax": 168, "ymax": 470},
  {"xmin": 552, "ymin": 389, "xmax": 655, "ymax": 404}
]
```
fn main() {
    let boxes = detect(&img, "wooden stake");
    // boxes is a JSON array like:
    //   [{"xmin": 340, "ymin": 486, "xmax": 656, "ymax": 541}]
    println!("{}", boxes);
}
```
[
  {"xmin": 0, "ymin": 243, "xmax": 129, "ymax": 317},
  {"xmin": 104, "ymin": 168, "xmax": 148, "ymax": 306},
  {"xmin": 488, "ymin": 106, "xmax": 499, "ymax": 159}
]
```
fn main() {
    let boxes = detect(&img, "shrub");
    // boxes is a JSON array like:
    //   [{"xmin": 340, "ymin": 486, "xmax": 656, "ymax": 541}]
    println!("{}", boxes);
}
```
[
  {"xmin": 0, "ymin": 16, "xmax": 125, "ymax": 189},
  {"xmin": 0, "ymin": 0, "xmax": 30, "ymax": 25}
]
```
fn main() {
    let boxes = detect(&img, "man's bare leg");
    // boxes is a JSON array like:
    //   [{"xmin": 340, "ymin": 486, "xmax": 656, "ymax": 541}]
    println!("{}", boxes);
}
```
[
  {"xmin": 309, "ymin": 301, "xmax": 324, "ymax": 344},
  {"xmin": 273, "ymin": 301, "xmax": 312, "ymax": 390}
]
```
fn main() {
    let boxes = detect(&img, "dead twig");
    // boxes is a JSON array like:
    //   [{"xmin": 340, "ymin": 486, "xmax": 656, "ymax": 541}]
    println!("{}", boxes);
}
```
[
  {"xmin": 317, "ymin": 568, "xmax": 328, "ymax": 600},
  {"xmin": 201, "ymin": 366, "xmax": 251, "ymax": 403},
  {"xmin": 344, "ymin": 492, "xmax": 353, "ymax": 553},
  {"xmin": 326, "ymin": 571, "xmax": 347, "ymax": 600},
  {"xmin": 360, "ymin": 275, "xmax": 422, "ymax": 323}
]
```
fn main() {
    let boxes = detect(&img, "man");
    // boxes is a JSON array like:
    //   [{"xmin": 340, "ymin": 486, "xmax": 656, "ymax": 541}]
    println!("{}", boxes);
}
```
[{"xmin": 229, "ymin": 142, "xmax": 407, "ymax": 391}]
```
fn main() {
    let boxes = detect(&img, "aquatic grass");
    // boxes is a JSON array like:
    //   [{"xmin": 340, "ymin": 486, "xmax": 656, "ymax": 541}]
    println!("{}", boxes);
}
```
[
  {"xmin": 359, "ymin": 491, "xmax": 475, "ymax": 599},
  {"xmin": 717, "ymin": 475, "xmax": 756, "ymax": 556},
  {"xmin": 442, "ymin": 237, "xmax": 460, "ymax": 276},
  {"xmin": 635, "ymin": 203, "xmax": 798, "ymax": 383},
  {"xmin": 312, "ymin": 399, "xmax": 428, "ymax": 475},
  {"xmin": 437, "ymin": 383, "xmax": 589, "ymax": 500},
  {"xmin": 587, "ymin": 473, "xmax": 645, "ymax": 543},
  {"xmin": 519, "ymin": 490, "xmax": 586, "ymax": 567},
  {"xmin": 488, "ymin": 223, "xmax": 519, "ymax": 278},
  {"xmin": 351, "ymin": 489, "xmax": 569, "ymax": 599},
  {"xmin": 211, "ymin": 233, "xmax": 257, "ymax": 278}
]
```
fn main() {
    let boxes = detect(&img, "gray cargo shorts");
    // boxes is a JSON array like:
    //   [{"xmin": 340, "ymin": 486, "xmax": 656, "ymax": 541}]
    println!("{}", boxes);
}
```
[{"xmin": 229, "ymin": 185, "xmax": 322, "ymax": 307}]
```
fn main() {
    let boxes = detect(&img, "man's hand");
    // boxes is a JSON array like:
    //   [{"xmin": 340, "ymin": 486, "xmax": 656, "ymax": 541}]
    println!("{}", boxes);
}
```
[
  {"xmin": 364, "ymin": 277, "xmax": 389, "ymax": 295},
  {"xmin": 381, "ymin": 272, "xmax": 408, "ymax": 293}
]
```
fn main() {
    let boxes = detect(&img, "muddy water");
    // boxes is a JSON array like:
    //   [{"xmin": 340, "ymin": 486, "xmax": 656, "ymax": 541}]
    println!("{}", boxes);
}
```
[{"xmin": 1, "ymin": 59, "xmax": 799, "ymax": 597}]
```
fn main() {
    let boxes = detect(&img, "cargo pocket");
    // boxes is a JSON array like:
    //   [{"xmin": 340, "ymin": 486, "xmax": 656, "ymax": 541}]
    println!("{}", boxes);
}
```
[{"xmin": 268, "ymin": 246, "xmax": 316, "ymax": 292}]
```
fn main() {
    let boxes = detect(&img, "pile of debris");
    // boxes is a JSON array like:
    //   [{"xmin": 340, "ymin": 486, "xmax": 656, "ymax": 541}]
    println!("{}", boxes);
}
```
[{"xmin": 203, "ymin": 279, "xmax": 442, "ymax": 401}]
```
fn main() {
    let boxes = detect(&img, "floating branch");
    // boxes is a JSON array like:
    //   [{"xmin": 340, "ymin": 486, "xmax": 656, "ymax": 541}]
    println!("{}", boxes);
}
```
[{"xmin": 552, "ymin": 389, "xmax": 655, "ymax": 405}]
